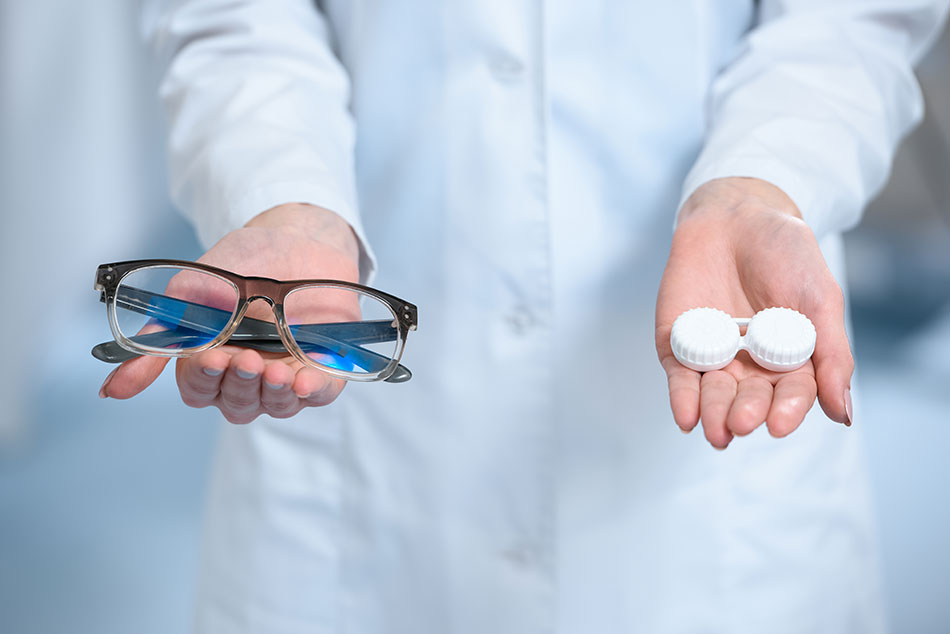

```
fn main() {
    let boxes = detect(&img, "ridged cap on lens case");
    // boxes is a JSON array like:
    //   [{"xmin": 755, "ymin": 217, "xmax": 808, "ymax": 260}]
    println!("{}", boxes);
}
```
[
  {"xmin": 670, "ymin": 307, "xmax": 740, "ymax": 372},
  {"xmin": 744, "ymin": 307, "xmax": 816, "ymax": 372}
]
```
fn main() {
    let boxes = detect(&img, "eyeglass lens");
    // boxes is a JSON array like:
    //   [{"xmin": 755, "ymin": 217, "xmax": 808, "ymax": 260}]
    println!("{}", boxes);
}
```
[
  {"xmin": 114, "ymin": 265, "xmax": 239, "ymax": 352},
  {"xmin": 284, "ymin": 286, "xmax": 400, "ymax": 376}
]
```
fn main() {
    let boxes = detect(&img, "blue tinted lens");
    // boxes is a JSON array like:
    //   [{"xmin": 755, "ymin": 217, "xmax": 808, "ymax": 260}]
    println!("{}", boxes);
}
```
[
  {"xmin": 284, "ymin": 286, "xmax": 399, "ymax": 375},
  {"xmin": 288, "ymin": 326, "xmax": 358, "ymax": 372},
  {"xmin": 114, "ymin": 266, "xmax": 238, "ymax": 351}
]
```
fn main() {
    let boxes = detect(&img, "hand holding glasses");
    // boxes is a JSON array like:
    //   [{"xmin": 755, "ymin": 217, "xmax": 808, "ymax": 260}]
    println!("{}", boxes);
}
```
[
  {"xmin": 670, "ymin": 307, "xmax": 816, "ymax": 373},
  {"xmin": 92, "ymin": 260, "xmax": 418, "ymax": 383}
]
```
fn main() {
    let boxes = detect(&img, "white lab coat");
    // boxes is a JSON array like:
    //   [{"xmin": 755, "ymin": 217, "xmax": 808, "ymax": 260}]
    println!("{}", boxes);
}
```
[{"xmin": 148, "ymin": 1, "xmax": 949, "ymax": 632}]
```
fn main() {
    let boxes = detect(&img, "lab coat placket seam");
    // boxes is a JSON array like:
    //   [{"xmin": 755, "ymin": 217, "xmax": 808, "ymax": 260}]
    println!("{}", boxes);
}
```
[{"xmin": 532, "ymin": 2, "xmax": 559, "ymax": 634}]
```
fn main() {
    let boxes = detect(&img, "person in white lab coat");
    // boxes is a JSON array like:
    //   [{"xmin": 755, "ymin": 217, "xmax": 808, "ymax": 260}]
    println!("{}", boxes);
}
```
[{"xmin": 103, "ymin": 1, "xmax": 947, "ymax": 632}]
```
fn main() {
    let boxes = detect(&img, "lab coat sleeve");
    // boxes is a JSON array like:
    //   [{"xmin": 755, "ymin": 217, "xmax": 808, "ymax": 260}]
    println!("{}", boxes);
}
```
[
  {"xmin": 145, "ymin": 0, "xmax": 376, "ymax": 283},
  {"xmin": 680, "ymin": 0, "xmax": 950, "ymax": 239}
]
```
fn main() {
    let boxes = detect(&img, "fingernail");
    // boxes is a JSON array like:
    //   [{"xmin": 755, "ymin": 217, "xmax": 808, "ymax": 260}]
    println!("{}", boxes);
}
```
[
  {"xmin": 296, "ymin": 392, "xmax": 312, "ymax": 400},
  {"xmin": 99, "ymin": 367, "xmax": 119, "ymax": 399},
  {"xmin": 679, "ymin": 426, "xmax": 691, "ymax": 434},
  {"xmin": 843, "ymin": 388, "xmax": 853, "ymax": 427},
  {"xmin": 264, "ymin": 381, "xmax": 285, "ymax": 390},
  {"xmin": 235, "ymin": 368, "xmax": 258, "ymax": 380},
  {"xmin": 203, "ymin": 367, "xmax": 224, "ymax": 377}
]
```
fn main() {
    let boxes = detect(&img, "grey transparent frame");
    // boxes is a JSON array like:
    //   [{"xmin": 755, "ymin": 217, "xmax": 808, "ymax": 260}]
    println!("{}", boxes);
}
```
[{"xmin": 93, "ymin": 259, "xmax": 418, "ymax": 383}]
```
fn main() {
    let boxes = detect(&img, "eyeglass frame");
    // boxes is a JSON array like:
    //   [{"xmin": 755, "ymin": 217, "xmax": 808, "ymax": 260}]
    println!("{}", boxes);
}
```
[{"xmin": 94, "ymin": 259, "xmax": 418, "ymax": 383}]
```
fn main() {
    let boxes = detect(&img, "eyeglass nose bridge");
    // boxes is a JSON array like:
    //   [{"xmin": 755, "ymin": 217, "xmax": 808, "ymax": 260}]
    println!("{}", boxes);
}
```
[
  {"xmin": 222, "ymin": 293, "xmax": 296, "ymax": 357},
  {"xmin": 226, "ymin": 277, "xmax": 286, "ymax": 336},
  {"xmin": 244, "ymin": 294, "xmax": 277, "ymax": 307},
  {"xmin": 232, "ymin": 294, "xmax": 286, "ymax": 334},
  {"xmin": 242, "ymin": 277, "xmax": 288, "ymax": 304}
]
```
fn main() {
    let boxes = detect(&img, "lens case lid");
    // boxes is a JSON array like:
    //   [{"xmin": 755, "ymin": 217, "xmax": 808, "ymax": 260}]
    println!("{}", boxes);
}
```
[{"xmin": 670, "ymin": 307, "xmax": 816, "ymax": 372}]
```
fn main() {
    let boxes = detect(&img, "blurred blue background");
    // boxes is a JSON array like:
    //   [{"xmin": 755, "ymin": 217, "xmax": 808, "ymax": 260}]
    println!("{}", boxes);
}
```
[{"xmin": 0, "ymin": 3, "xmax": 947, "ymax": 633}]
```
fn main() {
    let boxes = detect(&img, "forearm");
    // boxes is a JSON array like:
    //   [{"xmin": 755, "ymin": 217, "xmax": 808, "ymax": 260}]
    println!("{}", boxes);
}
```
[
  {"xmin": 147, "ymin": 0, "xmax": 377, "ymax": 283},
  {"xmin": 681, "ymin": 0, "xmax": 949, "ymax": 239}
]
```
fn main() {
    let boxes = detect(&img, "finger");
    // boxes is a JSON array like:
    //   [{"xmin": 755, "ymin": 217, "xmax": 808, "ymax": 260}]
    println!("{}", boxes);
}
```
[
  {"xmin": 293, "ymin": 366, "xmax": 344, "ymax": 407},
  {"xmin": 766, "ymin": 372, "xmax": 818, "ymax": 438},
  {"xmin": 176, "ymin": 349, "xmax": 232, "ymax": 408},
  {"xmin": 218, "ymin": 349, "xmax": 266, "ymax": 424},
  {"xmin": 661, "ymin": 356, "xmax": 701, "ymax": 432},
  {"xmin": 699, "ymin": 371, "xmax": 738, "ymax": 449},
  {"xmin": 726, "ymin": 376, "xmax": 773, "ymax": 437},
  {"xmin": 808, "ymin": 286, "xmax": 854, "ymax": 425},
  {"xmin": 260, "ymin": 362, "xmax": 300, "ymax": 418},
  {"xmin": 101, "ymin": 355, "xmax": 169, "ymax": 399}
]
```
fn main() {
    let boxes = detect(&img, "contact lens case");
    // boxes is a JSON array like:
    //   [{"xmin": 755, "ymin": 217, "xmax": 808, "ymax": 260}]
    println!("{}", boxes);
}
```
[{"xmin": 670, "ymin": 307, "xmax": 816, "ymax": 372}]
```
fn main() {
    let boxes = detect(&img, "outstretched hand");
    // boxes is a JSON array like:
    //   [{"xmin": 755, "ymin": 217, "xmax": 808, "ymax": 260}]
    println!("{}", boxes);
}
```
[
  {"xmin": 655, "ymin": 178, "xmax": 853, "ymax": 449},
  {"xmin": 98, "ymin": 204, "xmax": 361, "ymax": 424}
]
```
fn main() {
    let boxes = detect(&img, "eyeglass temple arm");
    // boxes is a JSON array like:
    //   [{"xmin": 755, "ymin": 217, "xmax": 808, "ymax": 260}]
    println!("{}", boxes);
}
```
[
  {"xmin": 94, "ymin": 287, "xmax": 412, "ymax": 383},
  {"xmin": 91, "ymin": 337, "xmax": 412, "ymax": 384}
]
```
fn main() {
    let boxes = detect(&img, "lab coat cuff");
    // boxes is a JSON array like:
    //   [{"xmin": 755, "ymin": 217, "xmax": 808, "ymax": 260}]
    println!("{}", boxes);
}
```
[
  {"xmin": 677, "ymin": 158, "xmax": 828, "ymax": 238},
  {"xmin": 227, "ymin": 181, "xmax": 378, "ymax": 287}
]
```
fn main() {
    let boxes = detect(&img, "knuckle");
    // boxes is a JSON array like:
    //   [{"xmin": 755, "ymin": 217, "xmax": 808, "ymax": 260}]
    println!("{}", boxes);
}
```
[
  {"xmin": 670, "ymin": 385, "xmax": 701, "ymax": 403},
  {"xmin": 228, "ymin": 399, "xmax": 260, "ymax": 413},
  {"xmin": 220, "ymin": 388, "xmax": 260, "ymax": 410},
  {"xmin": 821, "ymin": 283, "xmax": 846, "ymax": 312},
  {"xmin": 303, "ymin": 388, "xmax": 339, "ymax": 407},
  {"xmin": 225, "ymin": 400, "xmax": 260, "ymax": 417},
  {"xmin": 700, "ymin": 372, "xmax": 731, "ymax": 390},
  {"xmin": 181, "ymin": 392, "xmax": 213, "ymax": 408},
  {"xmin": 266, "ymin": 404, "xmax": 301, "ymax": 419},
  {"xmin": 300, "ymin": 379, "xmax": 344, "ymax": 407},
  {"xmin": 261, "ymin": 394, "xmax": 299, "ymax": 416},
  {"xmin": 829, "ymin": 282, "xmax": 845, "ymax": 304},
  {"xmin": 193, "ymin": 376, "xmax": 224, "ymax": 393}
]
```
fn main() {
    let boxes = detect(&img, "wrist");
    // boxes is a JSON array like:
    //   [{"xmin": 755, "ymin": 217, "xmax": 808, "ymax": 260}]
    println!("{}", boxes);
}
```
[
  {"xmin": 677, "ymin": 177, "xmax": 803, "ymax": 226},
  {"xmin": 244, "ymin": 203, "xmax": 360, "ymax": 264}
]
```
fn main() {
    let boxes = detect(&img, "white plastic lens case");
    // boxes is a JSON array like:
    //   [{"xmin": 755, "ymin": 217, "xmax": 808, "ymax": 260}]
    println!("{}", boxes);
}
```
[{"xmin": 670, "ymin": 307, "xmax": 816, "ymax": 372}]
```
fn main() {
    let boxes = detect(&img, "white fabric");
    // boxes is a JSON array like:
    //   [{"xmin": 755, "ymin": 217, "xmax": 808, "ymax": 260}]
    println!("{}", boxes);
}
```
[
  {"xmin": 147, "ymin": 1, "xmax": 948, "ymax": 633},
  {"xmin": 680, "ymin": 0, "xmax": 949, "ymax": 237}
]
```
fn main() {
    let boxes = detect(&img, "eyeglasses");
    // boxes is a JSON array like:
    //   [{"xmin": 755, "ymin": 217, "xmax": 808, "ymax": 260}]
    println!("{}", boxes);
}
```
[{"xmin": 92, "ymin": 259, "xmax": 418, "ymax": 383}]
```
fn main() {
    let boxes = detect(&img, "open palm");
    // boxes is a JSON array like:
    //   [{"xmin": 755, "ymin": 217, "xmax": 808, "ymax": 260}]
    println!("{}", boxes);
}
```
[
  {"xmin": 655, "ymin": 179, "xmax": 853, "ymax": 449},
  {"xmin": 99, "ymin": 204, "xmax": 361, "ymax": 424}
]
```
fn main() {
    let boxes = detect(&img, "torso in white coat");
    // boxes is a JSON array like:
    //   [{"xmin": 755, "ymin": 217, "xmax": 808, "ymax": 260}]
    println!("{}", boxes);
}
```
[{"xmin": 176, "ymin": 1, "xmax": 935, "ymax": 631}]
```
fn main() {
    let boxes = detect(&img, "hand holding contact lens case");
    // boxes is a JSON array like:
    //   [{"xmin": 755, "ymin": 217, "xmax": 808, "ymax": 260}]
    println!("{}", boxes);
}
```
[{"xmin": 670, "ymin": 307, "xmax": 816, "ymax": 372}]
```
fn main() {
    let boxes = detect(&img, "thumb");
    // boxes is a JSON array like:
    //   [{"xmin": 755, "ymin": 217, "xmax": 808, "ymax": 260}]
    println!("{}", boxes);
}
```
[
  {"xmin": 100, "ymin": 355, "xmax": 170, "ymax": 400},
  {"xmin": 808, "ymin": 288, "xmax": 854, "ymax": 426}
]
